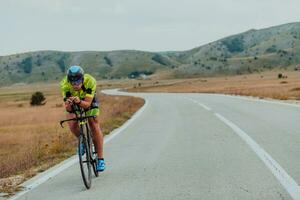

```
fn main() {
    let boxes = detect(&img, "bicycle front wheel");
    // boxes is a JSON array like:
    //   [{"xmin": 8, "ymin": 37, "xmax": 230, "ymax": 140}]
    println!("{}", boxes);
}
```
[
  {"xmin": 78, "ymin": 134, "xmax": 92, "ymax": 189},
  {"xmin": 90, "ymin": 143, "xmax": 99, "ymax": 177}
]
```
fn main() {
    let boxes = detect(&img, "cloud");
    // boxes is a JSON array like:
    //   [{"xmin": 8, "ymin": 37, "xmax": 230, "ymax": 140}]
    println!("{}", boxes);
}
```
[
  {"xmin": 1, "ymin": 0, "xmax": 300, "ymax": 55},
  {"xmin": 113, "ymin": 3, "xmax": 127, "ymax": 15}
]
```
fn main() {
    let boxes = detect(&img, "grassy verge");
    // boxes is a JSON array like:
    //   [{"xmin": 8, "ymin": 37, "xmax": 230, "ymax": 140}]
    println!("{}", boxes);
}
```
[
  {"xmin": 0, "ymin": 88, "xmax": 144, "ymax": 196},
  {"xmin": 127, "ymin": 71, "xmax": 300, "ymax": 101}
]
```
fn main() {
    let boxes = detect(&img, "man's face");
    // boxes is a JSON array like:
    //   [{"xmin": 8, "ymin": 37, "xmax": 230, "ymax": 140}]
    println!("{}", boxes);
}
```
[
  {"xmin": 70, "ymin": 79, "xmax": 83, "ymax": 91},
  {"xmin": 72, "ymin": 82, "xmax": 82, "ymax": 91}
]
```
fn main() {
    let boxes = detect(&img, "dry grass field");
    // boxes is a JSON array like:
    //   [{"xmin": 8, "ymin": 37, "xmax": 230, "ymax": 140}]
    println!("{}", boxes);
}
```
[
  {"xmin": 128, "ymin": 71, "xmax": 300, "ymax": 101},
  {"xmin": 0, "ymin": 83, "xmax": 144, "ymax": 196}
]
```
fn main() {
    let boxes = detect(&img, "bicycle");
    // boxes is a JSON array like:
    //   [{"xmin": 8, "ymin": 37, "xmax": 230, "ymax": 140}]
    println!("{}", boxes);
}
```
[{"xmin": 60, "ymin": 103, "xmax": 99, "ymax": 189}]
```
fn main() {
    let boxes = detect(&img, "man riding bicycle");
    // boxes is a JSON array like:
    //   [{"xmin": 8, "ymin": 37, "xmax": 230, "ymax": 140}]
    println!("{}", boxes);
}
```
[{"xmin": 60, "ymin": 65, "xmax": 105, "ymax": 172}]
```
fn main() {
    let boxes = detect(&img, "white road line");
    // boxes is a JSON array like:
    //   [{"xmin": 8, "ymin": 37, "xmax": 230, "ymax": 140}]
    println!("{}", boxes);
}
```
[
  {"xmin": 9, "ymin": 157, "xmax": 78, "ymax": 200},
  {"xmin": 197, "ymin": 102, "xmax": 212, "ymax": 111},
  {"xmin": 184, "ymin": 97, "xmax": 212, "ymax": 111},
  {"xmin": 9, "ymin": 99, "xmax": 148, "ymax": 200},
  {"xmin": 214, "ymin": 112, "xmax": 300, "ymax": 200}
]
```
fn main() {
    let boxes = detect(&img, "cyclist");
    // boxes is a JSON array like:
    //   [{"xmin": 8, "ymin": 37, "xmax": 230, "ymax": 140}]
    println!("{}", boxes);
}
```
[{"xmin": 60, "ymin": 65, "xmax": 105, "ymax": 172}]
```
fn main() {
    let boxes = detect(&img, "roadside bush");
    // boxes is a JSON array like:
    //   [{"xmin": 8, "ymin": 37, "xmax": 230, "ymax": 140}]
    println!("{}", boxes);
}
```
[
  {"xmin": 278, "ymin": 73, "xmax": 288, "ymax": 79},
  {"xmin": 30, "ymin": 92, "xmax": 46, "ymax": 106}
]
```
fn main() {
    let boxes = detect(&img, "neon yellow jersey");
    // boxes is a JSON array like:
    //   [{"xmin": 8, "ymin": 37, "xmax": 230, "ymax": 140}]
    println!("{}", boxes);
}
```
[{"xmin": 60, "ymin": 74, "xmax": 97, "ymax": 100}]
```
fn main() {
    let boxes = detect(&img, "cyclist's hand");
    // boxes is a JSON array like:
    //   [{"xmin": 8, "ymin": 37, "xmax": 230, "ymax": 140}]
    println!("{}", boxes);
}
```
[
  {"xmin": 65, "ymin": 99, "xmax": 73, "ymax": 111},
  {"xmin": 66, "ymin": 98, "xmax": 74, "ymax": 105},
  {"xmin": 70, "ymin": 96, "xmax": 81, "ymax": 104}
]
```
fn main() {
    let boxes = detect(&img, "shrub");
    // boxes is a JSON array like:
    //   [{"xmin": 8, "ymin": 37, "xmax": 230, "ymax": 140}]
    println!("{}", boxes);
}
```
[
  {"xmin": 265, "ymin": 45, "xmax": 277, "ymax": 53},
  {"xmin": 222, "ymin": 36, "xmax": 244, "ymax": 53},
  {"xmin": 30, "ymin": 92, "xmax": 46, "ymax": 106},
  {"xmin": 128, "ymin": 70, "xmax": 153, "ymax": 79},
  {"xmin": 21, "ymin": 57, "xmax": 33, "ymax": 73},
  {"xmin": 278, "ymin": 73, "xmax": 288, "ymax": 79},
  {"xmin": 57, "ymin": 54, "xmax": 69, "ymax": 73},
  {"xmin": 104, "ymin": 56, "xmax": 113, "ymax": 67},
  {"xmin": 151, "ymin": 54, "xmax": 168, "ymax": 66},
  {"xmin": 36, "ymin": 58, "xmax": 42, "ymax": 66}
]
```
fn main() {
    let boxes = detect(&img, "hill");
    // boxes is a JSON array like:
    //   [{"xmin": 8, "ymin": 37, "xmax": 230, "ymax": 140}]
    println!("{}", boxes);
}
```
[
  {"xmin": 0, "ymin": 50, "xmax": 179, "ymax": 85},
  {"xmin": 171, "ymin": 22, "xmax": 300, "ymax": 77},
  {"xmin": 1, "ymin": 22, "xmax": 300, "ymax": 86}
]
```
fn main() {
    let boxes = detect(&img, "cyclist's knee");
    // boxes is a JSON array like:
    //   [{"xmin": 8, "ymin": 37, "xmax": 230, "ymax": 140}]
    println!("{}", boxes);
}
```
[
  {"xmin": 66, "ymin": 113, "xmax": 76, "ymax": 119},
  {"xmin": 88, "ymin": 117, "xmax": 99, "ymax": 128},
  {"xmin": 66, "ymin": 114, "xmax": 79, "ymax": 133},
  {"xmin": 88, "ymin": 117, "xmax": 100, "ymax": 133},
  {"xmin": 70, "ymin": 122, "xmax": 79, "ymax": 130},
  {"xmin": 88, "ymin": 115, "xmax": 99, "ymax": 124}
]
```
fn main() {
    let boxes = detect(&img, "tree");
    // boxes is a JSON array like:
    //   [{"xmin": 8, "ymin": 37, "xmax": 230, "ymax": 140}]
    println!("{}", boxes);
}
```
[
  {"xmin": 21, "ymin": 57, "xmax": 33, "ymax": 73},
  {"xmin": 222, "ymin": 36, "xmax": 244, "ymax": 53},
  {"xmin": 265, "ymin": 45, "xmax": 277, "ymax": 53},
  {"xmin": 30, "ymin": 91, "xmax": 46, "ymax": 106},
  {"xmin": 36, "ymin": 58, "xmax": 42, "ymax": 66},
  {"xmin": 57, "ymin": 54, "xmax": 69, "ymax": 73},
  {"xmin": 151, "ymin": 54, "xmax": 168, "ymax": 66},
  {"xmin": 128, "ymin": 70, "xmax": 153, "ymax": 78},
  {"xmin": 104, "ymin": 56, "xmax": 113, "ymax": 67}
]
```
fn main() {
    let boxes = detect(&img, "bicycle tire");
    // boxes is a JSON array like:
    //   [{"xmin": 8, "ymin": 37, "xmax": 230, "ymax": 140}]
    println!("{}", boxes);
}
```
[
  {"xmin": 78, "ymin": 134, "xmax": 92, "ymax": 189},
  {"xmin": 86, "ymin": 125, "xmax": 99, "ymax": 177},
  {"xmin": 91, "ymin": 144, "xmax": 99, "ymax": 177}
]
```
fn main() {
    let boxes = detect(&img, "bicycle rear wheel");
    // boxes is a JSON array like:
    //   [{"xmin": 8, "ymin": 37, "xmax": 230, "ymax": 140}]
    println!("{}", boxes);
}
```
[{"xmin": 78, "ymin": 134, "xmax": 92, "ymax": 189}]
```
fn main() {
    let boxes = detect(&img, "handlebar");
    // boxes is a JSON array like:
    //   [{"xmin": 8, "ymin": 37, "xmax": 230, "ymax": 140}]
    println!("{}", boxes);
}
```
[
  {"xmin": 59, "ymin": 98, "xmax": 96, "ymax": 128},
  {"xmin": 60, "ymin": 115, "xmax": 96, "ymax": 128}
]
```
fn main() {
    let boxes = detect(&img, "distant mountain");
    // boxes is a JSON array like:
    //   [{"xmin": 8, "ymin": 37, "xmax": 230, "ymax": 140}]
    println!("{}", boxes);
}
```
[
  {"xmin": 0, "ymin": 50, "xmax": 180, "ymax": 85},
  {"xmin": 172, "ymin": 22, "xmax": 300, "ymax": 77},
  {"xmin": 1, "ymin": 22, "xmax": 300, "ymax": 86}
]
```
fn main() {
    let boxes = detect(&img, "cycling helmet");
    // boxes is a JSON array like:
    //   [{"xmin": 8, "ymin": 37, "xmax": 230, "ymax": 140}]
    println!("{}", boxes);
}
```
[{"xmin": 67, "ymin": 65, "xmax": 84, "ymax": 85}]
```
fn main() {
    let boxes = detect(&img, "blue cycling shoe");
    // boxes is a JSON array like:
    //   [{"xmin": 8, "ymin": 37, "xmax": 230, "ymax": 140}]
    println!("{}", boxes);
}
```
[
  {"xmin": 96, "ymin": 158, "xmax": 105, "ymax": 172},
  {"xmin": 77, "ymin": 142, "xmax": 85, "ymax": 156}
]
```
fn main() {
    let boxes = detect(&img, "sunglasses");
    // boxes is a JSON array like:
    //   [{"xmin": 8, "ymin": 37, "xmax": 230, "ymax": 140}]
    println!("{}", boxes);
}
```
[{"xmin": 70, "ymin": 78, "xmax": 83, "ymax": 86}]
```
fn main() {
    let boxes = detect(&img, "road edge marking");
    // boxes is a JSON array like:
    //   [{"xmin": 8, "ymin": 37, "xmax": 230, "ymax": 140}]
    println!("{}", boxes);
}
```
[
  {"xmin": 184, "ymin": 97, "xmax": 212, "ymax": 111},
  {"xmin": 214, "ymin": 112, "xmax": 300, "ymax": 200},
  {"xmin": 9, "ymin": 96, "xmax": 148, "ymax": 200}
]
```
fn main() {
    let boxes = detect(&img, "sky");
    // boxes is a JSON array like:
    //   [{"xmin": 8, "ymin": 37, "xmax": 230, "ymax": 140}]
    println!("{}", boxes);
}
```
[{"xmin": 1, "ymin": 0, "xmax": 300, "ymax": 56}]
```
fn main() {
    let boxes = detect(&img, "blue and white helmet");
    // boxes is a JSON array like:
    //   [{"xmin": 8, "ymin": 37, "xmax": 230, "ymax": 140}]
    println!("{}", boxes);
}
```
[{"xmin": 67, "ymin": 65, "xmax": 84, "ymax": 84}]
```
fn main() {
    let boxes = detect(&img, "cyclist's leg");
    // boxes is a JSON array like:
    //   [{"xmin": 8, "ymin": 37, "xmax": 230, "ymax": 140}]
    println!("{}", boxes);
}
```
[
  {"xmin": 66, "ymin": 113, "xmax": 80, "ymax": 137},
  {"xmin": 88, "ymin": 115, "xmax": 104, "ymax": 159}
]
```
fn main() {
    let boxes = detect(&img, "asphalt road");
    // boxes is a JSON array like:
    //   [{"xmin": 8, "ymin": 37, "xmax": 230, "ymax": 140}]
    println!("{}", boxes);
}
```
[{"xmin": 13, "ymin": 90, "xmax": 300, "ymax": 200}]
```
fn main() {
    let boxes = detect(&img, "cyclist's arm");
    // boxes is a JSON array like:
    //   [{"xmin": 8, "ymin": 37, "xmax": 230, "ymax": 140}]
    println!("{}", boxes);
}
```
[
  {"xmin": 75, "ymin": 96, "xmax": 93, "ymax": 109},
  {"xmin": 60, "ymin": 78, "xmax": 73, "ymax": 112},
  {"xmin": 76, "ymin": 74, "xmax": 97, "ymax": 109}
]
